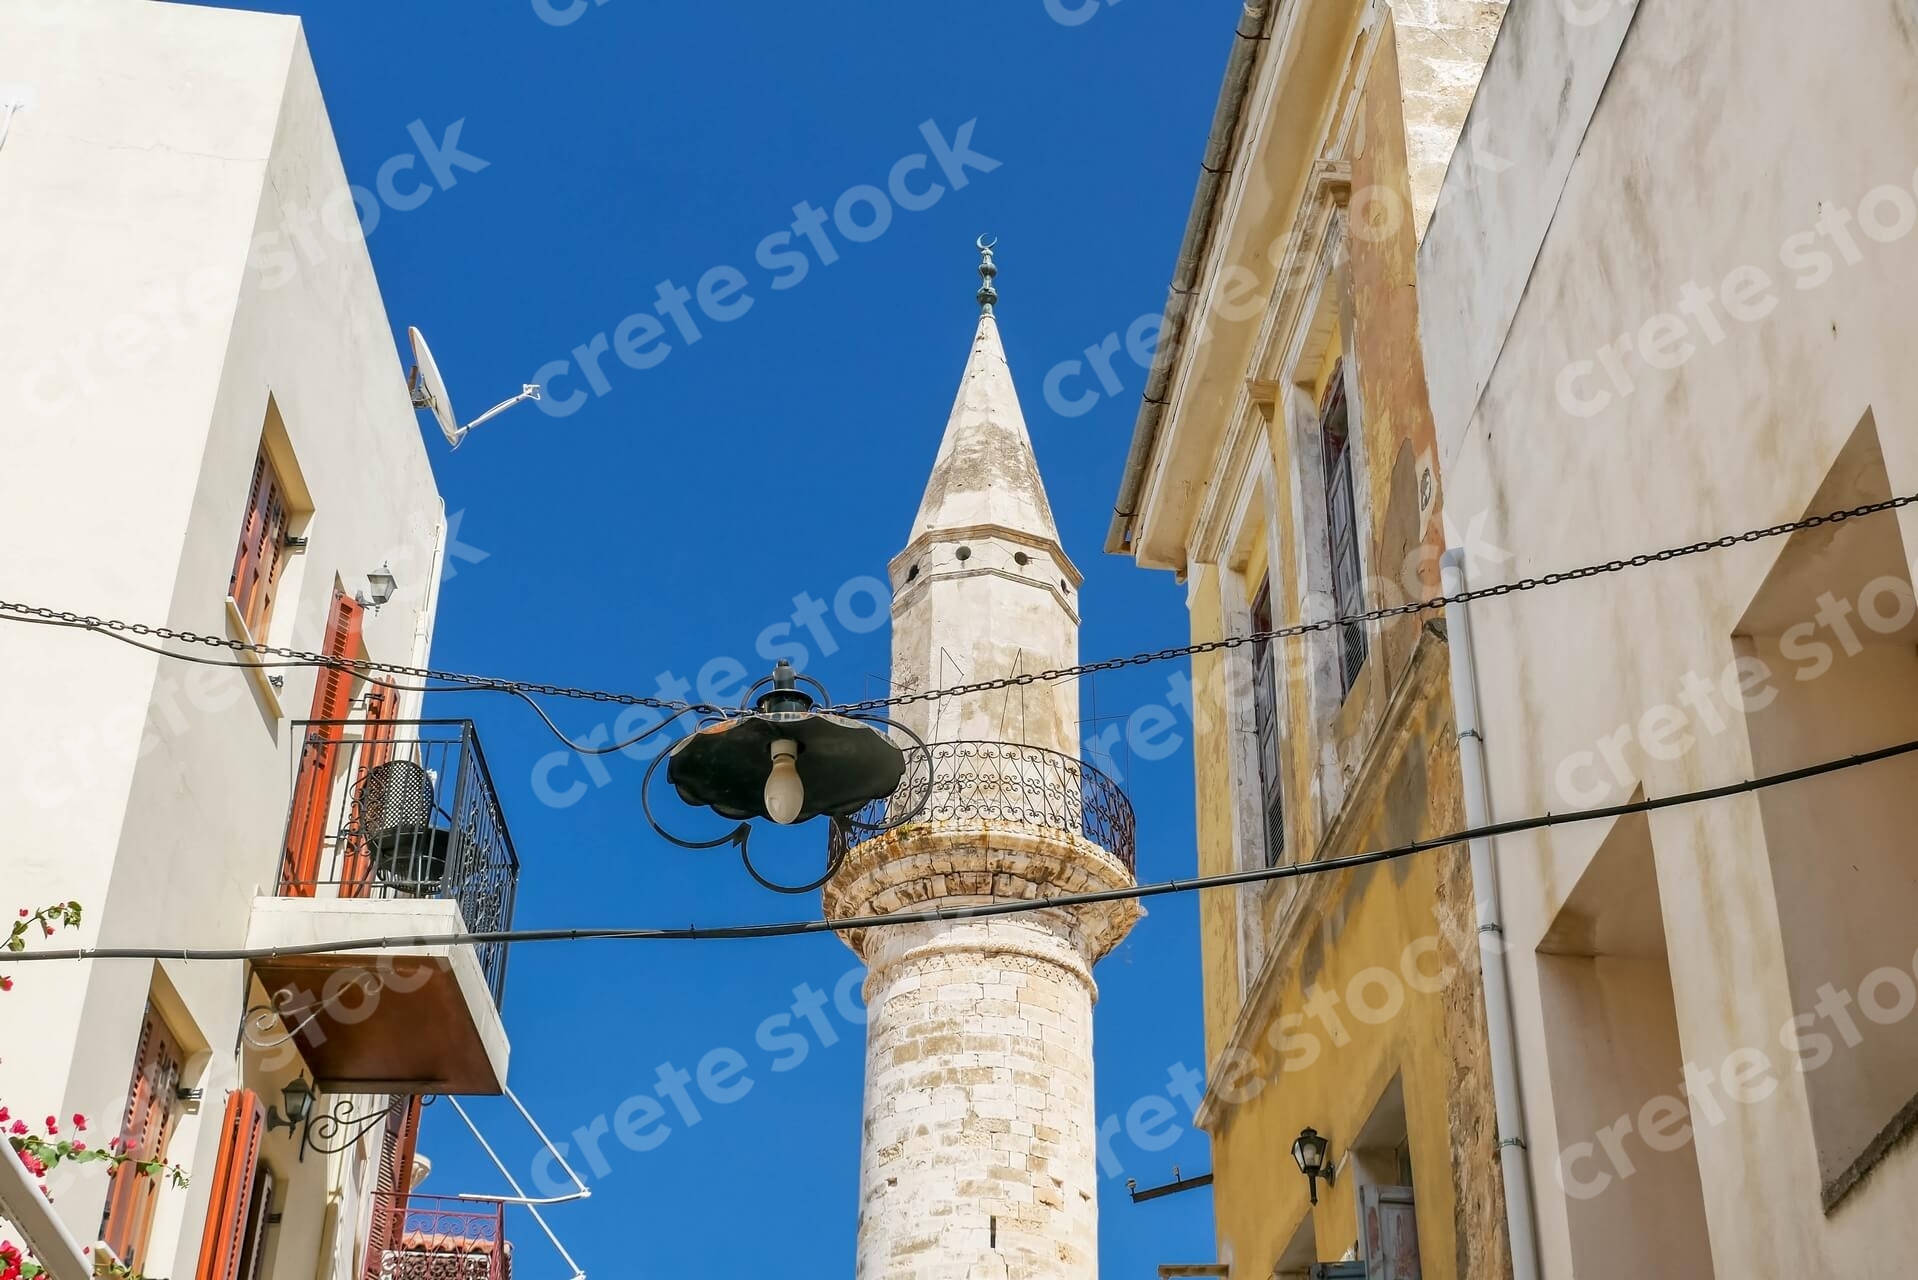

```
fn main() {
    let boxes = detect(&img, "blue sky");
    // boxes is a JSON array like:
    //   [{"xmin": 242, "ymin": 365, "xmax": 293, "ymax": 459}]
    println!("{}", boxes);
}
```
[{"xmin": 212, "ymin": 1, "xmax": 1234, "ymax": 1271}]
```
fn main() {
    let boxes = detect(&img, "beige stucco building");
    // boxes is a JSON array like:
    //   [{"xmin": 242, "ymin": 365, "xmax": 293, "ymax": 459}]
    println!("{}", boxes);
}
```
[
  {"xmin": 1, "ymin": 4, "xmax": 516, "ymax": 1279},
  {"xmin": 1418, "ymin": 0, "xmax": 1918, "ymax": 1274},
  {"xmin": 824, "ymin": 278, "xmax": 1140, "ymax": 1279}
]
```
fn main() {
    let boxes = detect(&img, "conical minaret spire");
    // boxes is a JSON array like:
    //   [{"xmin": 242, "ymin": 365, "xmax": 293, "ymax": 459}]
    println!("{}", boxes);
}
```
[
  {"xmin": 907, "ymin": 301, "xmax": 1060, "ymax": 549},
  {"xmin": 824, "ymin": 243, "xmax": 1140, "ymax": 1280},
  {"xmin": 890, "ymin": 243, "xmax": 1079, "ymax": 752}
]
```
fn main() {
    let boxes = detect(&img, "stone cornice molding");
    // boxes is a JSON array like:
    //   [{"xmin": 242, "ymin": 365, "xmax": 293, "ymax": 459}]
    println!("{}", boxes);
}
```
[{"xmin": 825, "ymin": 820, "xmax": 1142, "ymax": 966}]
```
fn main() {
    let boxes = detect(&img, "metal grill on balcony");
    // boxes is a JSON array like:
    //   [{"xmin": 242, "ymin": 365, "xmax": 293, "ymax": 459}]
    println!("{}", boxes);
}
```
[
  {"xmin": 828, "ymin": 740, "xmax": 1136, "ymax": 874},
  {"xmin": 366, "ymin": 1194, "xmax": 510, "ymax": 1280},
  {"xmin": 278, "ymin": 720, "xmax": 519, "ymax": 1004}
]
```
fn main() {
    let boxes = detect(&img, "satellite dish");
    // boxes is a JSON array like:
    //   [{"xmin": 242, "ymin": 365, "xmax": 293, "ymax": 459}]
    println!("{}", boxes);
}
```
[{"xmin": 408, "ymin": 326, "xmax": 541, "ymax": 449}]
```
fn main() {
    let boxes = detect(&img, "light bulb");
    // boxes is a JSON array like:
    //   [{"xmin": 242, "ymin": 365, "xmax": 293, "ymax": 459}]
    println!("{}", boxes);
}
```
[{"xmin": 765, "ymin": 739, "xmax": 804, "ymax": 824}]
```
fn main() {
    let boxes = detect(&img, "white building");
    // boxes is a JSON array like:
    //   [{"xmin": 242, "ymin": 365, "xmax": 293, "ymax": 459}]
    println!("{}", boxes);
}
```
[
  {"xmin": 1, "ymin": 4, "xmax": 513, "ymax": 1278},
  {"xmin": 1419, "ymin": 0, "xmax": 1918, "ymax": 1273},
  {"xmin": 822, "ymin": 264, "xmax": 1141, "ymax": 1279}
]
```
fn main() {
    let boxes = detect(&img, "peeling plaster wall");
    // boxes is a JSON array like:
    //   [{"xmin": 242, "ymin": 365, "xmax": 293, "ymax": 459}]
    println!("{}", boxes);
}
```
[
  {"xmin": 1420, "ymin": 0, "xmax": 1918, "ymax": 1272},
  {"xmin": 1141, "ymin": 3, "xmax": 1512, "ymax": 1276}
]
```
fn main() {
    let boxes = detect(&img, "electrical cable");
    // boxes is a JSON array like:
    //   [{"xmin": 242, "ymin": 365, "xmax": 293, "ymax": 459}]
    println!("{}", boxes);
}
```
[
  {"xmin": 8, "ymin": 612, "xmax": 706, "ymax": 756},
  {"xmin": 6, "ymin": 732, "xmax": 1912, "ymax": 965},
  {"xmin": 1, "ymin": 493, "xmax": 1909, "ymax": 721}
]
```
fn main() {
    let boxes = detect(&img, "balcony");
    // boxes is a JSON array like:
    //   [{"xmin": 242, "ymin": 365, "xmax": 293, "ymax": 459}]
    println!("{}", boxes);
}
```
[
  {"xmin": 828, "ymin": 739, "xmax": 1137, "ymax": 873},
  {"xmin": 365, "ymin": 1194, "xmax": 510, "ymax": 1280},
  {"xmin": 247, "ymin": 721, "xmax": 518, "ymax": 1094}
]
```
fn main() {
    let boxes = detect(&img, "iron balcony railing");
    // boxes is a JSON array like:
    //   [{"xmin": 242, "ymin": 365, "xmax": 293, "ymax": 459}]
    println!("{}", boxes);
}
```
[
  {"xmin": 366, "ymin": 1194, "xmax": 509, "ymax": 1280},
  {"xmin": 279, "ymin": 720, "xmax": 519, "ymax": 1005},
  {"xmin": 829, "ymin": 739, "xmax": 1136, "ymax": 874}
]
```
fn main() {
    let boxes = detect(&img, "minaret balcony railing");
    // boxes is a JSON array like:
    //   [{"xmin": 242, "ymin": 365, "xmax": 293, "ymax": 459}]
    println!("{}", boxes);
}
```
[{"xmin": 829, "ymin": 739, "xmax": 1136, "ymax": 874}]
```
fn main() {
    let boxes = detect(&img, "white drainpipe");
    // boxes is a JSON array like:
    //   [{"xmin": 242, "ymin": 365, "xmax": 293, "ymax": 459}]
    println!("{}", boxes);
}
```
[
  {"xmin": 1441, "ymin": 547, "xmax": 1542, "ymax": 1280},
  {"xmin": 404, "ymin": 505, "xmax": 449, "ymax": 721}
]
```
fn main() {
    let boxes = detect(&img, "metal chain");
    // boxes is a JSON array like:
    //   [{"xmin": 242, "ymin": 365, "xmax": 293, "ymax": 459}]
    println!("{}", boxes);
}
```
[
  {"xmin": 833, "ymin": 492, "xmax": 1918, "ymax": 712},
  {"xmin": 3, "ymin": 493, "xmax": 1910, "ymax": 716}
]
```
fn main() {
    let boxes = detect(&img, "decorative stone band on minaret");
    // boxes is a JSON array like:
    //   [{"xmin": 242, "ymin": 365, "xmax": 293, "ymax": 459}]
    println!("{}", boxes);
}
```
[{"xmin": 826, "ymin": 261, "xmax": 1141, "ymax": 1280}]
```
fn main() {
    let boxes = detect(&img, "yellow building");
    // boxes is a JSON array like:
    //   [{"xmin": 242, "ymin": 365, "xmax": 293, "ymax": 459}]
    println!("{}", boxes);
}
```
[{"xmin": 1108, "ymin": 3, "xmax": 1512, "ymax": 1275}]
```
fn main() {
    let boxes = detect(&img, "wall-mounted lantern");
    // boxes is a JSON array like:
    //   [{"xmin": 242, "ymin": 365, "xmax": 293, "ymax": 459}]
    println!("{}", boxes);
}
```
[
  {"xmin": 357, "ymin": 563, "xmax": 398, "ymax": 610},
  {"xmin": 1292, "ymin": 1127, "xmax": 1334, "ymax": 1205}
]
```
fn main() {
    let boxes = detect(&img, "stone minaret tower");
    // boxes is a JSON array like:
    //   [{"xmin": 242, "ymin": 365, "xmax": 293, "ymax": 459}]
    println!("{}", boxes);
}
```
[{"xmin": 824, "ymin": 245, "xmax": 1141, "ymax": 1280}]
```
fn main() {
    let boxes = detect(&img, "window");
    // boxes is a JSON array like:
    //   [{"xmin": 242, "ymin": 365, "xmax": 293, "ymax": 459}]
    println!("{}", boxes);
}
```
[
  {"xmin": 100, "ymin": 1003, "xmax": 186, "ymax": 1270},
  {"xmin": 229, "ymin": 444, "xmax": 292, "ymax": 639},
  {"xmin": 1251, "ymin": 577, "xmax": 1286, "ymax": 867},
  {"xmin": 362, "ymin": 1094, "xmax": 424, "ymax": 1280},
  {"xmin": 235, "ymin": 1162, "xmax": 276, "ymax": 1280},
  {"xmin": 1319, "ymin": 362, "xmax": 1366, "ymax": 693},
  {"xmin": 196, "ymin": 1089, "xmax": 270, "ymax": 1280},
  {"xmin": 1536, "ymin": 808, "xmax": 1712, "ymax": 1275},
  {"xmin": 1736, "ymin": 413, "xmax": 1918, "ymax": 1210}
]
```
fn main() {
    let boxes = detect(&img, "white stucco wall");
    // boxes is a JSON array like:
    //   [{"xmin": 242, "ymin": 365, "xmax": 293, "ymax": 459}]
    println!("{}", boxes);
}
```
[
  {"xmin": 0, "ymin": 3, "xmax": 447, "ymax": 1275},
  {"xmin": 1420, "ymin": 0, "xmax": 1918, "ymax": 1272}
]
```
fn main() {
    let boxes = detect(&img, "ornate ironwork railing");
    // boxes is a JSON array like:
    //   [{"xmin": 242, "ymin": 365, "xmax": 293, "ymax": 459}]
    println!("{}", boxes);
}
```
[
  {"xmin": 279, "ymin": 720, "xmax": 519, "ymax": 1005},
  {"xmin": 829, "ymin": 740, "xmax": 1136, "ymax": 874},
  {"xmin": 368, "ymin": 1194, "xmax": 508, "ymax": 1280}
]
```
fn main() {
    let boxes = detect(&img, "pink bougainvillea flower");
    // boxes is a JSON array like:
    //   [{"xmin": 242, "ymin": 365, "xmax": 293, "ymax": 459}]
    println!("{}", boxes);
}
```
[
  {"xmin": 8, "ymin": 1121, "xmax": 25, "ymax": 1135},
  {"xmin": 0, "ymin": 975, "xmax": 13, "ymax": 991},
  {"xmin": 72, "ymin": 1114, "xmax": 86, "ymax": 1131},
  {"xmin": 42, "ymin": 1117, "xmax": 56, "ymax": 1134}
]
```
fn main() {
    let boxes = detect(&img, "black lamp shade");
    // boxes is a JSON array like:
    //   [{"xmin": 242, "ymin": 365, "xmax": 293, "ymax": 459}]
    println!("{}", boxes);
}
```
[{"xmin": 668, "ymin": 710, "xmax": 905, "ymax": 824}]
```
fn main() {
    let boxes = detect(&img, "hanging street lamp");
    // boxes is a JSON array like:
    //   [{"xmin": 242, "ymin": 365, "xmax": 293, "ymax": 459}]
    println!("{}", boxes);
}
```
[{"xmin": 644, "ymin": 660, "xmax": 928, "ymax": 893}]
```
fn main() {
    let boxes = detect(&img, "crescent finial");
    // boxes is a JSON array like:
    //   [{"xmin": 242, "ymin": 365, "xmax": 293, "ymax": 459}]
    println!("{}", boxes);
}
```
[{"xmin": 976, "ymin": 236, "xmax": 999, "ymax": 314}]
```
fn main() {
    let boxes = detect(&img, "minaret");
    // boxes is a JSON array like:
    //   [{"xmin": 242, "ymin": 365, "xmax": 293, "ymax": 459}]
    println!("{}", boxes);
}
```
[{"xmin": 824, "ymin": 243, "xmax": 1141, "ymax": 1280}]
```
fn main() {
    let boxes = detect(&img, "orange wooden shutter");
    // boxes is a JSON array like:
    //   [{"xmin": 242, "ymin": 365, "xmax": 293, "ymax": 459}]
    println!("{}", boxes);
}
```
[
  {"xmin": 194, "ymin": 1089, "xmax": 267, "ymax": 1280},
  {"xmin": 229, "ymin": 452, "xmax": 268, "ymax": 610},
  {"xmin": 341, "ymin": 684, "xmax": 398, "ymax": 898},
  {"xmin": 360, "ymin": 1095, "xmax": 423, "ymax": 1280},
  {"xmin": 280, "ymin": 590, "xmax": 365, "ymax": 895},
  {"xmin": 229, "ymin": 448, "xmax": 291, "ymax": 637},
  {"xmin": 100, "ymin": 1005, "xmax": 185, "ymax": 1269}
]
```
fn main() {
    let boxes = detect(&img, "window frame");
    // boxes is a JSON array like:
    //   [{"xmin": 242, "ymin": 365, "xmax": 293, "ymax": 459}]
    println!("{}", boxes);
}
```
[
  {"xmin": 1249, "ymin": 575, "xmax": 1287, "ymax": 868},
  {"xmin": 1318, "ymin": 361, "xmax": 1367, "ymax": 694}
]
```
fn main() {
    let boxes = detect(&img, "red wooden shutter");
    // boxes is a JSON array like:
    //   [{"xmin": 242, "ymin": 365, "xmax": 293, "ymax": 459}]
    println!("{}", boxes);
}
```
[
  {"xmin": 360, "ymin": 1095, "xmax": 423, "ymax": 1280},
  {"xmin": 229, "ymin": 447, "xmax": 291, "ymax": 638},
  {"xmin": 100, "ymin": 1005, "xmax": 185, "ymax": 1269},
  {"xmin": 341, "ymin": 684, "xmax": 398, "ymax": 898},
  {"xmin": 194, "ymin": 1089, "xmax": 267, "ymax": 1280},
  {"xmin": 280, "ymin": 590, "xmax": 366, "ymax": 895},
  {"xmin": 229, "ymin": 452, "xmax": 268, "ymax": 613}
]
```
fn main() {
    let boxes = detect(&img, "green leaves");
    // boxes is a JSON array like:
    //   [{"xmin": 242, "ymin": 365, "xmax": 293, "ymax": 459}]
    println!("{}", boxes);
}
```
[{"xmin": 5, "ymin": 902, "xmax": 82, "ymax": 953}]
